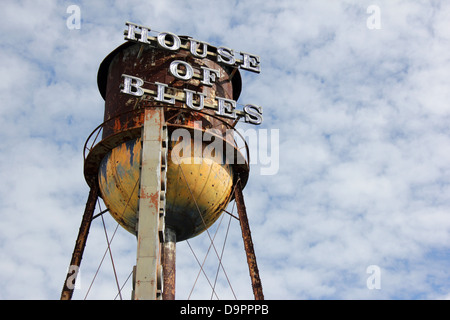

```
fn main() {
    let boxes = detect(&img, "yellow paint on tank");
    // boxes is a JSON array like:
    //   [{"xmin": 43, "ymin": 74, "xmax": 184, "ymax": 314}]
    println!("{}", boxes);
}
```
[
  {"xmin": 98, "ymin": 133, "xmax": 234, "ymax": 241},
  {"xmin": 98, "ymin": 138, "xmax": 140, "ymax": 233}
]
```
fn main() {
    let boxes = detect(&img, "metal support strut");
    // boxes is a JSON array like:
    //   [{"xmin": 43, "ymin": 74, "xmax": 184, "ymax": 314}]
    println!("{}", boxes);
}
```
[
  {"xmin": 234, "ymin": 178, "xmax": 264, "ymax": 300},
  {"xmin": 61, "ymin": 184, "xmax": 99, "ymax": 300},
  {"xmin": 132, "ymin": 107, "xmax": 167, "ymax": 300},
  {"xmin": 162, "ymin": 227, "xmax": 176, "ymax": 300}
]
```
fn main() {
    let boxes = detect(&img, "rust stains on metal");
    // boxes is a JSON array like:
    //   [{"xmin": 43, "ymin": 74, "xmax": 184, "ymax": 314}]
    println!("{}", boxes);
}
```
[
  {"xmin": 234, "ymin": 178, "xmax": 264, "ymax": 300},
  {"xmin": 144, "ymin": 106, "xmax": 161, "ymax": 121},
  {"xmin": 61, "ymin": 184, "xmax": 99, "ymax": 300},
  {"xmin": 140, "ymin": 191, "xmax": 159, "ymax": 210},
  {"xmin": 162, "ymin": 227, "xmax": 176, "ymax": 300}
]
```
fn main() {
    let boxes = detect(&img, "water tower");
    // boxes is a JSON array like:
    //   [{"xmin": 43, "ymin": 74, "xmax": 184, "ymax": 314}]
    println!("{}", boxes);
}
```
[{"xmin": 61, "ymin": 23, "xmax": 263, "ymax": 300}]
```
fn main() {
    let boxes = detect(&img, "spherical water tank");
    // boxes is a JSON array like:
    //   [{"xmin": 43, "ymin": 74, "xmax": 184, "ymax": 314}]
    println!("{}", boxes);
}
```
[{"xmin": 98, "ymin": 130, "xmax": 235, "ymax": 241}]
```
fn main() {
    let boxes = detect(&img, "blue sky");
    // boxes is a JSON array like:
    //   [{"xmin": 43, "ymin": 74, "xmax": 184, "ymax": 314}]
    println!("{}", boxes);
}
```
[{"xmin": 0, "ymin": 0, "xmax": 449, "ymax": 300}]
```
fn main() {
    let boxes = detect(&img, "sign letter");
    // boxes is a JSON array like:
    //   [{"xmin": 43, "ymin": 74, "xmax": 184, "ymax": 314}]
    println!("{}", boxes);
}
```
[
  {"xmin": 155, "ymin": 82, "xmax": 175, "ymax": 104},
  {"xmin": 215, "ymin": 97, "xmax": 237, "ymax": 119},
  {"xmin": 157, "ymin": 32, "xmax": 181, "ymax": 51},
  {"xmin": 217, "ymin": 47, "xmax": 236, "ymax": 66},
  {"xmin": 190, "ymin": 39, "xmax": 209, "ymax": 58},
  {"xmin": 121, "ymin": 74, "xmax": 144, "ymax": 97},
  {"xmin": 125, "ymin": 22, "xmax": 151, "ymax": 43},
  {"xmin": 169, "ymin": 60, "xmax": 194, "ymax": 81},
  {"xmin": 201, "ymin": 66, "xmax": 220, "ymax": 86},
  {"xmin": 184, "ymin": 89, "xmax": 206, "ymax": 111},
  {"xmin": 240, "ymin": 52, "xmax": 261, "ymax": 73},
  {"xmin": 243, "ymin": 104, "xmax": 263, "ymax": 125}
]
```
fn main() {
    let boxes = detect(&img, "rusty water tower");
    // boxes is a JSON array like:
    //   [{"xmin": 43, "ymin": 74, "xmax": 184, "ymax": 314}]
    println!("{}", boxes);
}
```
[{"xmin": 61, "ymin": 24, "xmax": 263, "ymax": 300}]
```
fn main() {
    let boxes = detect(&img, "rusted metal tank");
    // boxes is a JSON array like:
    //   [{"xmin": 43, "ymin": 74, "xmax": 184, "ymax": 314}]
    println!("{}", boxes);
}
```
[{"xmin": 84, "ymin": 41, "xmax": 249, "ymax": 241}]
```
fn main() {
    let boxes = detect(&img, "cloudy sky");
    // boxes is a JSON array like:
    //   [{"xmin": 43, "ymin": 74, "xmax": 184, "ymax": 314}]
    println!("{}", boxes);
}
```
[{"xmin": 0, "ymin": 0, "xmax": 449, "ymax": 300}]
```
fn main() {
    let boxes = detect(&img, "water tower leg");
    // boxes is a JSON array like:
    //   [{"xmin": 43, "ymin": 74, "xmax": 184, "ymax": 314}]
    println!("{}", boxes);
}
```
[
  {"xmin": 162, "ymin": 227, "xmax": 176, "ymax": 300},
  {"xmin": 60, "ymin": 184, "xmax": 99, "ymax": 300},
  {"xmin": 234, "ymin": 179, "xmax": 264, "ymax": 300},
  {"xmin": 133, "ymin": 107, "xmax": 165, "ymax": 300}
]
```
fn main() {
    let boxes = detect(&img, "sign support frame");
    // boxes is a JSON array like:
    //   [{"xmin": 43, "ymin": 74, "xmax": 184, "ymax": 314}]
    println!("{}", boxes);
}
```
[{"xmin": 132, "ymin": 107, "xmax": 166, "ymax": 300}]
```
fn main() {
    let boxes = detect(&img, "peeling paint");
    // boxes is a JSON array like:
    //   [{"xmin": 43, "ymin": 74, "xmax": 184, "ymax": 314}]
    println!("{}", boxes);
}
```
[{"xmin": 98, "ymin": 134, "xmax": 234, "ymax": 241}]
